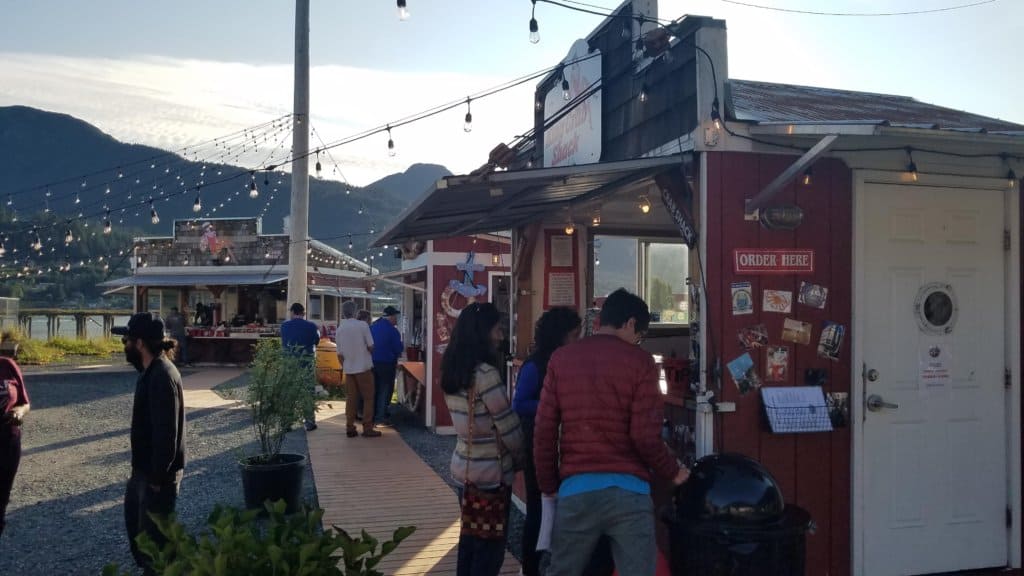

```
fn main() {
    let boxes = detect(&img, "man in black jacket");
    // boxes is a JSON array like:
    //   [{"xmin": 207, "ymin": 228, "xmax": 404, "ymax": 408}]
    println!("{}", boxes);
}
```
[{"xmin": 112, "ymin": 312, "xmax": 186, "ymax": 574}]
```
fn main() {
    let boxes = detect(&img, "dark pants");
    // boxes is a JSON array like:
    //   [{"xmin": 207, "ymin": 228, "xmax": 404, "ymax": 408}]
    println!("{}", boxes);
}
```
[
  {"xmin": 0, "ymin": 425, "xmax": 21, "ymax": 539},
  {"xmin": 174, "ymin": 336, "xmax": 188, "ymax": 365},
  {"xmin": 456, "ymin": 487, "xmax": 510, "ymax": 576},
  {"xmin": 373, "ymin": 362, "xmax": 397, "ymax": 423},
  {"xmin": 521, "ymin": 419, "xmax": 614, "ymax": 576},
  {"xmin": 124, "ymin": 472, "xmax": 180, "ymax": 574}
]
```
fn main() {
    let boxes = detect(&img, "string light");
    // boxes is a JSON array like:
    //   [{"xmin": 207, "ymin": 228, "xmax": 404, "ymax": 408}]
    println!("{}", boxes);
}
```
[
  {"xmin": 249, "ymin": 176, "xmax": 259, "ymax": 198},
  {"xmin": 906, "ymin": 147, "xmax": 919, "ymax": 182},
  {"xmin": 387, "ymin": 125, "xmax": 396, "ymax": 157},
  {"xmin": 103, "ymin": 210, "xmax": 112, "ymax": 235},
  {"xmin": 591, "ymin": 211, "xmax": 601, "ymax": 227},
  {"xmin": 638, "ymin": 83, "xmax": 649, "ymax": 104},
  {"xmin": 561, "ymin": 66, "xmax": 570, "ymax": 101},
  {"xmin": 639, "ymin": 195, "xmax": 652, "ymax": 214},
  {"xmin": 464, "ymin": 98, "xmax": 473, "ymax": 133},
  {"xmin": 74, "ymin": 192, "xmax": 81, "ymax": 204},
  {"xmin": 348, "ymin": 235, "xmax": 354, "ymax": 250},
  {"xmin": 0, "ymin": 242, "xmax": 5, "ymax": 257},
  {"xmin": 710, "ymin": 100, "xmax": 722, "ymax": 131},
  {"xmin": 358, "ymin": 203, "xmax": 364, "ymax": 215},
  {"xmin": 529, "ymin": 0, "xmax": 540, "ymax": 43},
  {"xmin": 397, "ymin": 0, "xmax": 409, "ymax": 21},
  {"xmin": 64, "ymin": 225, "xmax": 73, "ymax": 245},
  {"xmin": 193, "ymin": 192, "xmax": 202, "ymax": 213},
  {"xmin": 31, "ymin": 229, "xmax": 42, "ymax": 252},
  {"xmin": 150, "ymin": 199, "xmax": 160, "ymax": 225},
  {"xmin": 1009, "ymin": 168, "xmax": 1018, "ymax": 189},
  {"xmin": 802, "ymin": 167, "xmax": 813, "ymax": 186},
  {"xmin": 315, "ymin": 150, "xmax": 322, "ymax": 176}
]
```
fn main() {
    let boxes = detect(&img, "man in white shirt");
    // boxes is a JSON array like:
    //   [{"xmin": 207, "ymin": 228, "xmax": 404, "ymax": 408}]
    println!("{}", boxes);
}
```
[{"xmin": 337, "ymin": 300, "xmax": 380, "ymax": 437}]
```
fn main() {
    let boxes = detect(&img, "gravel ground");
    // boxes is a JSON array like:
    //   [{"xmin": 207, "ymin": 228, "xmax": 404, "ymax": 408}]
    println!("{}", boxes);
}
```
[
  {"xmin": 391, "ymin": 406, "xmax": 527, "ymax": 563},
  {"xmin": 0, "ymin": 369, "xmax": 316, "ymax": 575}
]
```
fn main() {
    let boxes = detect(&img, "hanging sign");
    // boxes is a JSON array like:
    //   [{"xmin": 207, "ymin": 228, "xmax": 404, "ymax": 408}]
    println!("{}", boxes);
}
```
[
  {"xmin": 543, "ymin": 39, "xmax": 602, "ymax": 167},
  {"xmin": 734, "ymin": 249, "xmax": 814, "ymax": 275},
  {"xmin": 660, "ymin": 186, "xmax": 697, "ymax": 248}
]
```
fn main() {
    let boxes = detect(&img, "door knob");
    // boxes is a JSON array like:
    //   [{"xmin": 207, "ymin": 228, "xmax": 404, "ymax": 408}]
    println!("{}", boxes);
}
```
[{"xmin": 866, "ymin": 394, "xmax": 898, "ymax": 412}]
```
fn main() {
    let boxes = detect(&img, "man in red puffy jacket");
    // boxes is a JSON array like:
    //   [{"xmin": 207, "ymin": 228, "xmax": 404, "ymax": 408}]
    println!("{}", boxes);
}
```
[{"xmin": 534, "ymin": 288, "xmax": 689, "ymax": 576}]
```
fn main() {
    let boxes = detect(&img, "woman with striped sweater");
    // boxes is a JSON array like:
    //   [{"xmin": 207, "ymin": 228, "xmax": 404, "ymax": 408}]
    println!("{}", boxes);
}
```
[{"xmin": 442, "ymin": 302, "xmax": 525, "ymax": 576}]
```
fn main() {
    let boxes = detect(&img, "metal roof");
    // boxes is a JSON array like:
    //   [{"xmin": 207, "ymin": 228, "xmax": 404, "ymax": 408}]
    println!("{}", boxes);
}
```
[
  {"xmin": 98, "ymin": 273, "xmax": 287, "ymax": 288},
  {"xmin": 374, "ymin": 155, "xmax": 683, "ymax": 246},
  {"xmin": 729, "ymin": 79, "xmax": 1024, "ymax": 135}
]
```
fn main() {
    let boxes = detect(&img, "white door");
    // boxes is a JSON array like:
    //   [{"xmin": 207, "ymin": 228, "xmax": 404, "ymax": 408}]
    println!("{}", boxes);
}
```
[{"xmin": 861, "ymin": 183, "xmax": 1008, "ymax": 575}]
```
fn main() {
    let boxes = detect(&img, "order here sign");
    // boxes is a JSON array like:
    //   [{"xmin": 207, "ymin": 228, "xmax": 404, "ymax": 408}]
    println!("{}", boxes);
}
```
[{"xmin": 734, "ymin": 249, "xmax": 814, "ymax": 274}]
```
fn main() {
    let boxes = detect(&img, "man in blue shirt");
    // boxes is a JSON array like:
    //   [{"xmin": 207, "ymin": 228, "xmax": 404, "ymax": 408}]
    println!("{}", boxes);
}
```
[
  {"xmin": 280, "ymin": 302, "xmax": 321, "ymax": 431},
  {"xmin": 370, "ymin": 306, "xmax": 404, "ymax": 426}
]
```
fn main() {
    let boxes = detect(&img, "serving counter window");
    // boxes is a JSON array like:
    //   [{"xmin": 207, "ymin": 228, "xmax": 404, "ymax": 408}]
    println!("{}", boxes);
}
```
[{"xmin": 594, "ymin": 236, "xmax": 689, "ymax": 327}]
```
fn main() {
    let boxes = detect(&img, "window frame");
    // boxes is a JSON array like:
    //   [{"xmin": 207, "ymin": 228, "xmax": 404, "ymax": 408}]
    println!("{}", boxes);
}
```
[{"xmin": 636, "ymin": 237, "xmax": 690, "ymax": 333}]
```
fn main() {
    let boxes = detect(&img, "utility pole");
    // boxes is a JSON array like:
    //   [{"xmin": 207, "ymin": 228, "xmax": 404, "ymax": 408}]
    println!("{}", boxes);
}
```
[{"xmin": 287, "ymin": 0, "xmax": 310, "ymax": 308}]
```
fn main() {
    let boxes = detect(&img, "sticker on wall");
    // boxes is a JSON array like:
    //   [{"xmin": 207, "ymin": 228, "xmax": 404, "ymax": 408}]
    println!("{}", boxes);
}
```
[
  {"xmin": 781, "ymin": 318, "xmax": 813, "ymax": 345},
  {"xmin": 914, "ymin": 282, "xmax": 957, "ymax": 335},
  {"xmin": 727, "ymin": 352, "xmax": 762, "ymax": 395},
  {"xmin": 731, "ymin": 282, "xmax": 754, "ymax": 316},
  {"xmin": 919, "ymin": 344, "xmax": 952, "ymax": 388},
  {"xmin": 798, "ymin": 282, "xmax": 828, "ymax": 309},
  {"xmin": 817, "ymin": 322, "xmax": 845, "ymax": 361},
  {"xmin": 826, "ymin": 392, "xmax": 850, "ymax": 428},
  {"xmin": 766, "ymin": 346, "xmax": 790, "ymax": 382},
  {"xmin": 738, "ymin": 324, "xmax": 769, "ymax": 350},
  {"xmin": 763, "ymin": 290, "xmax": 793, "ymax": 314}
]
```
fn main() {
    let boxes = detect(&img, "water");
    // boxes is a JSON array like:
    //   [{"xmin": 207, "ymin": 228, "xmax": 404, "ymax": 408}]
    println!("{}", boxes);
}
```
[{"xmin": 18, "ymin": 315, "xmax": 131, "ymax": 340}]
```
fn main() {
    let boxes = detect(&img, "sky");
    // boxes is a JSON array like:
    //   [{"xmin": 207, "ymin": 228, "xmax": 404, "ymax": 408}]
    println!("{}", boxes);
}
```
[{"xmin": 0, "ymin": 0, "xmax": 1022, "ymax": 186}]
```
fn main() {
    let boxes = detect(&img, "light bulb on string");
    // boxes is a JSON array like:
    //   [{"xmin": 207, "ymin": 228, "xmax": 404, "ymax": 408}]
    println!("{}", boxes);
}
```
[
  {"xmin": 358, "ymin": 204, "xmax": 364, "ymax": 215},
  {"xmin": 0, "ymin": 242, "xmax": 6, "ymax": 257},
  {"xmin": 905, "ymin": 147, "xmax": 919, "ymax": 182},
  {"xmin": 802, "ymin": 167, "xmax": 813, "ymax": 186},
  {"xmin": 74, "ymin": 191, "xmax": 81, "ymax": 204},
  {"xmin": 639, "ymin": 195, "xmax": 651, "ymax": 214},
  {"xmin": 249, "ymin": 179, "xmax": 259, "ymax": 199},
  {"xmin": 150, "ymin": 200, "xmax": 160, "ymax": 225},
  {"xmin": 561, "ymin": 67, "xmax": 570, "ymax": 101},
  {"xmin": 348, "ymin": 236, "xmax": 353, "ymax": 250},
  {"xmin": 464, "ymin": 98, "xmax": 473, "ymax": 133},
  {"xmin": 710, "ymin": 101, "xmax": 722, "ymax": 131},
  {"xmin": 592, "ymin": 212, "xmax": 601, "ymax": 227},
  {"xmin": 315, "ymin": 151, "xmax": 322, "ymax": 176},
  {"xmin": 621, "ymin": 16, "xmax": 631, "ymax": 39},
  {"xmin": 1009, "ymin": 168, "xmax": 1018, "ymax": 189},
  {"xmin": 397, "ymin": 0, "xmax": 409, "ymax": 20},
  {"xmin": 117, "ymin": 168, "xmax": 124, "ymax": 179},
  {"xmin": 64, "ymin": 226, "xmax": 73, "ymax": 245},
  {"xmin": 345, "ymin": 187, "xmax": 351, "ymax": 196},
  {"xmin": 387, "ymin": 125, "xmax": 396, "ymax": 157},
  {"xmin": 193, "ymin": 193, "xmax": 202, "ymax": 213},
  {"xmin": 639, "ymin": 83, "xmax": 649, "ymax": 104},
  {"xmin": 529, "ymin": 0, "xmax": 540, "ymax": 43}
]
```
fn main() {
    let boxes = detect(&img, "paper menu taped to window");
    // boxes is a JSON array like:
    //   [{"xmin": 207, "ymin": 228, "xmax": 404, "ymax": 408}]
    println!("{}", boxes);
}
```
[{"xmin": 761, "ymin": 386, "xmax": 833, "ymax": 434}]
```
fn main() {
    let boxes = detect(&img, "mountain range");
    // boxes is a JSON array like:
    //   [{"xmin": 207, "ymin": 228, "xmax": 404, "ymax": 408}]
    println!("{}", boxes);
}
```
[{"xmin": 0, "ymin": 106, "xmax": 451, "ymax": 258}]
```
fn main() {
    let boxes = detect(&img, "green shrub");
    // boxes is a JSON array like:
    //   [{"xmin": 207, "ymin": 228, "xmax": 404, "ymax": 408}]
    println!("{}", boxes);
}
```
[
  {"xmin": 102, "ymin": 500, "xmax": 415, "ymax": 576},
  {"xmin": 1, "ymin": 328, "xmax": 23, "ymax": 344},
  {"xmin": 245, "ymin": 339, "xmax": 317, "ymax": 463}
]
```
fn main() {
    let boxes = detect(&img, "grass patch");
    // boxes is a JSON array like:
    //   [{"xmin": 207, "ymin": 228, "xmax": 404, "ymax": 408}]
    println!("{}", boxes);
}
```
[
  {"xmin": 17, "ymin": 339, "xmax": 66, "ymax": 365},
  {"xmin": 49, "ymin": 337, "xmax": 122, "ymax": 356}
]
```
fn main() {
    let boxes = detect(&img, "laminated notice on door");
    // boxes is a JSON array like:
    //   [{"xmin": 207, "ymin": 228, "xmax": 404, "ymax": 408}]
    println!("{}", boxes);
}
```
[
  {"xmin": 761, "ymin": 386, "xmax": 833, "ymax": 434},
  {"xmin": 919, "ymin": 344, "xmax": 952, "ymax": 388}
]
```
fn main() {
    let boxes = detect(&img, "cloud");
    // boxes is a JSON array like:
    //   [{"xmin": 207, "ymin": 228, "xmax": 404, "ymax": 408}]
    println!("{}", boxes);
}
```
[{"xmin": 0, "ymin": 52, "xmax": 537, "ymax": 185}]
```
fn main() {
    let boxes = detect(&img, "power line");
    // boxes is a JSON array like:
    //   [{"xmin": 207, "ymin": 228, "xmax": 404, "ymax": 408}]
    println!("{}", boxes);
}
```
[{"xmin": 718, "ymin": 0, "xmax": 998, "ymax": 17}]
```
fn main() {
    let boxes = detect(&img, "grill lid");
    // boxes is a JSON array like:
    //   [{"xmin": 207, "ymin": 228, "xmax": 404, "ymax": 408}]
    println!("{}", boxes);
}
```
[{"xmin": 675, "ymin": 453, "xmax": 785, "ymax": 523}]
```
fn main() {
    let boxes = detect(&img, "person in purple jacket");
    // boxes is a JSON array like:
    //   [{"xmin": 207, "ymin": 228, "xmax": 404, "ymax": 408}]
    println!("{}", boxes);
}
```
[
  {"xmin": 370, "ymin": 306, "xmax": 404, "ymax": 426},
  {"xmin": 512, "ymin": 307, "xmax": 584, "ymax": 576}
]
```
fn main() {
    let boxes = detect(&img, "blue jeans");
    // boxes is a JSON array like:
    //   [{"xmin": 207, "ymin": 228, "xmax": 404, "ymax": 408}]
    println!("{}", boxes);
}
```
[
  {"xmin": 373, "ymin": 362, "xmax": 397, "ymax": 423},
  {"xmin": 547, "ymin": 487, "xmax": 655, "ymax": 576},
  {"xmin": 455, "ymin": 487, "xmax": 509, "ymax": 576}
]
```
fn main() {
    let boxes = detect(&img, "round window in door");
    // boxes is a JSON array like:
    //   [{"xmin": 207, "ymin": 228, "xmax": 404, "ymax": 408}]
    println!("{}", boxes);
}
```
[{"xmin": 914, "ymin": 282, "xmax": 958, "ymax": 334}]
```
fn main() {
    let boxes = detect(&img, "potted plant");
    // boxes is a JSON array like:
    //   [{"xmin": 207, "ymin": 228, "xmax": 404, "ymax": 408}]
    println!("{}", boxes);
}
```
[
  {"xmin": 103, "ymin": 500, "xmax": 416, "ymax": 576},
  {"xmin": 239, "ymin": 338, "xmax": 317, "ymax": 514}
]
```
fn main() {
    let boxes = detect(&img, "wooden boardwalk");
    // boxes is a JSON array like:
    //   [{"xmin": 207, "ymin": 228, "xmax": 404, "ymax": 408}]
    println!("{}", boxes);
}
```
[{"xmin": 308, "ymin": 401, "xmax": 521, "ymax": 575}]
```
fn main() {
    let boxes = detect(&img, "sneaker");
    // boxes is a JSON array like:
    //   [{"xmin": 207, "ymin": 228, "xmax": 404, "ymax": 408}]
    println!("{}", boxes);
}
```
[
  {"xmin": 346, "ymin": 428, "xmax": 359, "ymax": 438},
  {"xmin": 304, "ymin": 421, "xmax": 318, "ymax": 432},
  {"xmin": 362, "ymin": 430, "xmax": 382, "ymax": 438}
]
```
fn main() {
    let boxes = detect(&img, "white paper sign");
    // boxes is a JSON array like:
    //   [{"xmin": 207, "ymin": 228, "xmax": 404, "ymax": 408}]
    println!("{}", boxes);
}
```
[
  {"xmin": 550, "ymin": 235, "xmax": 574, "ymax": 268},
  {"xmin": 920, "ymin": 344, "xmax": 952, "ymax": 388},
  {"xmin": 548, "ymin": 272, "xmax": 577, "ymax": 307}
]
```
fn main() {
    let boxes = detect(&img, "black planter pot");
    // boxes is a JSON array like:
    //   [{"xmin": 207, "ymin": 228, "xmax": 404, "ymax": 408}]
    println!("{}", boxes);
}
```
[{"xmin": 239, "ymin": 453, "xmax": 306, "ymax": 514}]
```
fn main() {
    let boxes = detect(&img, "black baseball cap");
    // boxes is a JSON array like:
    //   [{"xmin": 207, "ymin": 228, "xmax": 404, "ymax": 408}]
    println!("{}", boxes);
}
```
[
  {"xmin": 382, "ymin": 306, "xmax": 401, "ymax": 316},
  {"xmin": 111, "ymin": 312, "xmax": 166, "ymax": 340}
]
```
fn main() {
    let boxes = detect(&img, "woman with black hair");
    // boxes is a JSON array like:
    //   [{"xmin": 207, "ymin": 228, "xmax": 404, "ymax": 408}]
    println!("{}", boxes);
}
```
[
  {"xmin": 442, "ymin": 302, "xmax": 525, "ymax": 576},
  {"xmin": 0, "ymin": 356, "xmax": 29, "ymax": 539},
  {"xmin": 512, "ymin": 307, "xmax": 581, "ymax": 575}
]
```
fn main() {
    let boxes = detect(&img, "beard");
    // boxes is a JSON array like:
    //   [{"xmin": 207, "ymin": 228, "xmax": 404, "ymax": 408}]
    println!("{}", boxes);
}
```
[{"xmin": 125, "ymin": 346, "xmax": 145, "ymax": 372}]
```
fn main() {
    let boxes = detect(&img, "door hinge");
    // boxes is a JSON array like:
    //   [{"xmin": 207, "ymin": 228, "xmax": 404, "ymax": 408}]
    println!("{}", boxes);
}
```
[
  {"xmin": 1005, "ymin": 230, "xmax": 1012, "ymax": 251},
  {"xmin": 1006, "ymin": 368, "xmax": 1013, "ymax": 389},
  {"xmin": 1008, "ymin": 507, "xmax": 1013, "ymax": 528}
]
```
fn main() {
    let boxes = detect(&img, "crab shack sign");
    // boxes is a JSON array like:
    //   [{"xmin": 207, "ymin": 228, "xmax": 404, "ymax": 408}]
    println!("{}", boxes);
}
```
[
  {"xmin": 543, "ymin": 39, "xmax": 602, "ymax": 167},
  {"xmin": 734, "ymin": 249, "xmax": 814, "ymax": 274}
]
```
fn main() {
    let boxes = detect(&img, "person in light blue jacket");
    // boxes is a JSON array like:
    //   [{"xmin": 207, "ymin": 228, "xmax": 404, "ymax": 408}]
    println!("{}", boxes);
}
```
[{"xmin": 370, "ymin": 306, "xmax": 404, "ymax": 425}]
